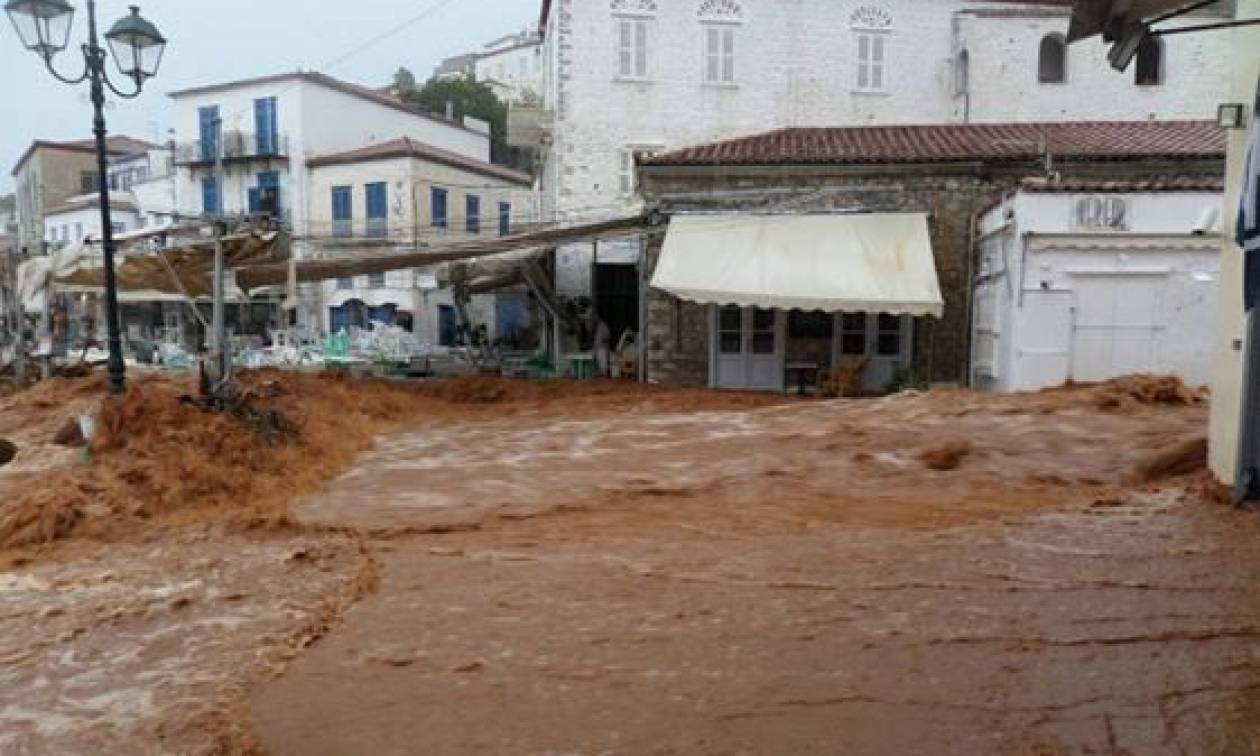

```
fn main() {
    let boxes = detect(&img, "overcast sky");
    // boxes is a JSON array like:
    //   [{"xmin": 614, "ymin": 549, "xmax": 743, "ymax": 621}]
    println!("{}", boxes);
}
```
[{"xmin": 0, "ymin": 0, "xmax": 540, "ymax": 192}]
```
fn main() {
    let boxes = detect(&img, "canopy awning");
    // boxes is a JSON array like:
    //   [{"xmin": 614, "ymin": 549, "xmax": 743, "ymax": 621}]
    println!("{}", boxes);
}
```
[
  {"xmin": 650, "ymin": 212, "xmax": 944, "ymax": 317},
  {"xmin": 236, "ymin": 215, "xmax": 649, "ymax": 291}
]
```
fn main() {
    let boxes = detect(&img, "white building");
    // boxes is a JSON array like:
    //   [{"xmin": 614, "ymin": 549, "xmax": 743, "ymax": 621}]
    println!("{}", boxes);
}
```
[
  {"xmin": 305, "ymin": 137, "xmax": 537, "ymax": 344},
  {"xmin": 531, "ymin": 0, "xmax": 1231, "ymax": 296},
  {"xmin": 166, "ymin": 71, "xmax": 498, "ymax": 336},
  {"xmin": 473, "ymin": 30, "xmax": 544, "ymax": 104},
  {"xmin": 971, "ymin": 179, "xmax": 1223, "ymax": 391},
  {"xmin": 42, "ymin": 192, "xmax": 141, "ymax": 248}
]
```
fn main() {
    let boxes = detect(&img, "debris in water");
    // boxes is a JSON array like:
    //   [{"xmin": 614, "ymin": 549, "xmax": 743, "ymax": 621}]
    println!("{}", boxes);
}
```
[
  {"xmin": 1133, "ymin": 436, "xmax": 1208, "ymax": 482},
  {"xmin": 919, "ymin": 441, "xmax": 973, "ymax": 471}
]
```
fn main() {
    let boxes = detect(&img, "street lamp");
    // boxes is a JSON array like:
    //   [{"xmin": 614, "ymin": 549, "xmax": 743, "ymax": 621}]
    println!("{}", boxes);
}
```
[{"xmin": 5, "ymin": 0, "xmax": 166, "ymax": 395}]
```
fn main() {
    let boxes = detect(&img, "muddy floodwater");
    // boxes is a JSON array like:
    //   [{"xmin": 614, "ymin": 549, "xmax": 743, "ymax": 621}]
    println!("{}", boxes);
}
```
[
  {"xmin": 253, "ymin": 384, "xmax": 1260, "ymax": 755},
  {"xmin": 4, "ymin": 376, "xmax": 1260, "ymax": 754}
]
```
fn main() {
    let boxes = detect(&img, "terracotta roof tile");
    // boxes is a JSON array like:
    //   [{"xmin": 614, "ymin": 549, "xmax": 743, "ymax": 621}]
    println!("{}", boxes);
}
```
[
  {"xmin": 639, "ymin": 121, "xmax": 1225, "ymax": 168},
  {"xmin": 307, "ymin": 137, "xmax": 533, "ymax": 187}
]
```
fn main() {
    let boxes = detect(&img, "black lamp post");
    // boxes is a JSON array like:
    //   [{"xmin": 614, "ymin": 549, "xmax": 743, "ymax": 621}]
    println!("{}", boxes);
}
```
[{"xmin": 5, "ymin": 0, "xmax": 166, "ymax": 395}]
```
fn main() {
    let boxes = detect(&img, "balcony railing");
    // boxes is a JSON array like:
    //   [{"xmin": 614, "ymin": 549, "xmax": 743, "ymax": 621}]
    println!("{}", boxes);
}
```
[{"xmin": 174, "ymin": 131, "xmax": 290, "ymax": 165}]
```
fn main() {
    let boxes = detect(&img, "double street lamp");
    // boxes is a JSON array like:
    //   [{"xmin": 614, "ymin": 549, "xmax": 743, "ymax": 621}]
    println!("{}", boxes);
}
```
[{"xmin": 5, "ymin": 0, "xmax": 166, "ymax": 394}]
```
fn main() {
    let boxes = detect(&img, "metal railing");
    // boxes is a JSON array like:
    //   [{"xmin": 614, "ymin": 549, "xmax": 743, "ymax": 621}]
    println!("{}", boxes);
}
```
[{"xmin": 174, "ymin": 131, "xmax": 290, "ymax": 165}]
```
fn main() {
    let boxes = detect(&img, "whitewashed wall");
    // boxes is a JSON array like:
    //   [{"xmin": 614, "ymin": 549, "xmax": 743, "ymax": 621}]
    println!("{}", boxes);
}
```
[
  {"xmin": 956, "ymin": 11, "xmax": 1230, "ymax": 123},
  {"xmin": 973, "ymin": 190, "xmax": 1222, "ymax": 392}
]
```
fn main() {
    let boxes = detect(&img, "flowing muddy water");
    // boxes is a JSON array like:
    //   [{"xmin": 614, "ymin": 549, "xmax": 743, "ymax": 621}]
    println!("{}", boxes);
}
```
[{"xmin": 249, "ymin": 383, "xmax": 1260, "ymax": 755}]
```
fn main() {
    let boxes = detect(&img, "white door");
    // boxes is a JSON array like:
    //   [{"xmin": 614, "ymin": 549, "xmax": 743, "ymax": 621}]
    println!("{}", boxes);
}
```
[
  {"xmin": 1069, "ymin": 273, "xmax": 1164, "ymax": 382},
  {"xmin": 712, "ymin": 306, "xmax": 785, "ymax": 391},
  {"xmin": 833, "ymin": 312, "xmax": 913, "ymax": 393}
]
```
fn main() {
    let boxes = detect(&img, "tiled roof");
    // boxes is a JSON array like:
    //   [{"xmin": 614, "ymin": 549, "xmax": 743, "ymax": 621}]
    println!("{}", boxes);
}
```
[
  {"xmin": 638, "ymin": 121, "xmax": 1225, "ymax": 168},
  {"xmin": 1017, "ymin": 176, "xmax": 1225, "ymax": 193},
  {"xmin": 306, "ymin": 137, "xmax": 533, "ymax": 187},
  {"xmin": 168, "ymin": 71, "xmax": 476, "ymax": 134},
  {"xmin": 11, "ymin": 136, "xmax": 159, "ymax": 176}
]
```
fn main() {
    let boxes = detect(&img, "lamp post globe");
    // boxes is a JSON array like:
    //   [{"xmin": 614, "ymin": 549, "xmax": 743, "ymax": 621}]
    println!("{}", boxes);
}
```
[
  {"xmin": 4, "ymin": 0, "xmax": 74, "ymax": 58},
  {"xmin": 104, "ymin": 5, "xmax": 164, "ymax": 81}
]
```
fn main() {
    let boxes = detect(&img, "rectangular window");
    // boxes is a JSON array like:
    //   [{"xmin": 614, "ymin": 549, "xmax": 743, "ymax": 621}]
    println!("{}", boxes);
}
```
[
  {"xmin": 617, "ymin": 18, "xmax": 649, "ymax": 79},
  {"xmin": 718, "ymin": 305, "xmax": 742, "ymax": 354},
  {"xmin": 855, "ymin": 32, "xmax": 887, "ymax": 92},
  {"xmin": 466, "ymin": 194, "xmax": 481, "ymax": 234},
  {"xmin": 703, "ymin": 24, "xmax": 735, "ymax": 84},
  {"xmin": 788, "ymin": 311, "xmax": 833, "ymax": 339},
  {"xmin": 365, "ymin": 181, "xmax": 388, "ymax": 238},
  {"xmin": 198, "ymin": 105, "xmax": 220, "ymax": 161},
  {"xmin": 254, "ymin": 97, "xmax": 278, "ymax": 155},
  {"xmin": 841, "ymin": 313, "xmax": 867, "ymax": 355},
  {"xmin": 74, "ymin": 222, "xmax": 83, "ymax": 241},
  {"xmin": 331, "ymin": 185, "xmax": 352, "ymax": 238},
  {"xmin": 368, "ymin": 271, "xmax": 386, "ymax": 288},
  {"xmin": 876, "ymin": 314, "xmax": 902, "ymax": 356},
  {"xmin": 498, "ymin": 201, "xmax": 511, "ymax": 237},
  {"xmin": 750, "ymin": 308, "xmax": 776, "ymax": 355},
  {"xmin": 201, "ymin": 177, "xmax": 220, "ymax": 215},
  {"xmin": 80, "ymin": 171, "xmax": 99, "ymax": 193},
  {"xmin": 336, "ymin": 277, "xmax": 353, "ymax": 290},
  {"xmin": 430, "ymin": 187, "xmax": 448, "ymax": 228}
]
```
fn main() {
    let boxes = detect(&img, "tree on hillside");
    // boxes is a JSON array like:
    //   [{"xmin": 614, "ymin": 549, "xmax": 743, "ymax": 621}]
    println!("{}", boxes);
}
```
[{"xmin": 403, "ymin": 76, "xmax": 533, "ymax": 173}]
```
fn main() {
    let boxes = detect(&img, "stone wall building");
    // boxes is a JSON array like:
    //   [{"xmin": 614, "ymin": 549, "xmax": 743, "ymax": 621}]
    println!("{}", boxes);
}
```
[
  {"xmin": 530, "ymin": 0, "xmax": 1231, "ymax": 301},
  {"xmin": 635, "ymin": 120, "xmax": 1225, "ymax": 389}
]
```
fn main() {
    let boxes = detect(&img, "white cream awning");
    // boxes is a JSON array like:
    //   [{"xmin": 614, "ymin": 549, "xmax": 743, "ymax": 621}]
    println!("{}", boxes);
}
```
[{"xmin": 651, "ymin": 212, "xmax": 944, "ymax": 317}]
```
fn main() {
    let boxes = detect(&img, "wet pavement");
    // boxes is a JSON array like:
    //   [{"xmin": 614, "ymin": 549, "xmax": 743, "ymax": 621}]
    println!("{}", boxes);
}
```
[{"xmin": 248, "ymin": 388, "xmax": 1260, "ymax": 755}]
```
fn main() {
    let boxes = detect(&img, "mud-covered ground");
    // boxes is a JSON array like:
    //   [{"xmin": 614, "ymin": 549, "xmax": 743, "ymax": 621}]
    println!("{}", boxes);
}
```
[{"xmin": 4, "ymin": 373, "xmax": 1255, "ymax": 754}]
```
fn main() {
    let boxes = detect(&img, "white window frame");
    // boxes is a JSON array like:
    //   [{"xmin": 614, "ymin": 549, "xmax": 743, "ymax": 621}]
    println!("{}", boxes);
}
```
[
  {"xmin": 854, "ymin": 29, "xmax": 889, "ymax": 93},
  {"xmin": 615, "ymin": 16, "xmax": 651, "ymax": 80},
  {"xmin": 618, "ymin": 142, "xmax": 663, "ymax": 197},
  {"xmin": 702, "ymin": 22, "xmax": 737, "ymax": 85}
]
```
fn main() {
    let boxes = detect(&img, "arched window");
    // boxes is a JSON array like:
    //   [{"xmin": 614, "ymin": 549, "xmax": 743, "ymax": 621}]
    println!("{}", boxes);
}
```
[
  {"xmin": 1134, "ymin": 36, "xmax": 1163, "ymax": 85},
  {"xmin": 1038, "ymin": 33, "xmax": 1066, "ymax": 83}
]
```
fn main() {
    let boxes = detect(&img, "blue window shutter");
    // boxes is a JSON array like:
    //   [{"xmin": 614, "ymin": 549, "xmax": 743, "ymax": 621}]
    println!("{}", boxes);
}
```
[
  {"xmin": 498, "ymin": 202, "xmax": 511, "ymax": 236},
  {"xmin": 202, "ymin": 177, "xmax": 219, "ymax": 215},
  {"xmin": 365, "ymin": 182, "xmax": 387, "ymax": 219},
  {"xmin": 199, "ymin": 106, "xmax": 219, "ymax": 161},
  {"xmin": 254, "ymin": 97, "xmax": 277, "ymax": 154},
  {"xmin": 466, "ymin": 195, "xmax": 480, "ymax": 234},
  {"xmin": 248, "ymin": 187, "xmax": 260, "ymax": 214},
  {"xmin": 431, "ymin": 187, "xmax": 447, "ymax": 228},
  {"xmin": 332, "ymin": 186, "xmax": 352, "ymax": 237}
]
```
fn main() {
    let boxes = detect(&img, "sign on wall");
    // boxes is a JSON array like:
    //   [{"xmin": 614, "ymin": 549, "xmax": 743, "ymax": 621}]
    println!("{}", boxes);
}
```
[{"xmin": 1072, "ymin": 195, "xmax": 1130, "ymax": 231}]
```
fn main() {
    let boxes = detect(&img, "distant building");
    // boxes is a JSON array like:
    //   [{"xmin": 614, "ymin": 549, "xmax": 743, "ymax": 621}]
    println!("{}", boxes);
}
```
[
  {"xmin": 433, "ymin": 53, "xmax": 479, "ymax": 81},
  {"xmin": 42, "ymin": 191, "xmax": 141, "ymax": 248},
  {"xmin": 10, "ymin": 135, "xmax": 157, "ymax": 250},
  {"xmin": 166, "ymin": 70, "xmax": 503, "ymax": 337},
  {"xmin": 306, "ymin": 136, "xmax": 537, "ymax": 342},
  {"xmin": 473, "ymin": 30, "xmax": 544, "ymax": 104}
]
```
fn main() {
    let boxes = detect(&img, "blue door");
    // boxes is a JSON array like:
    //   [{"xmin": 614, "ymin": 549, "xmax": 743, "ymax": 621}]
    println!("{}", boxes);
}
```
[
  {"xmin": 254, "ymin": 97, "xmax": 278, "ymax": 155},
  {"xmin": 495, "ymin": 292, "xmax": 527, "ymax": 343},
  {"xmin": 250, "ymin": 171, "xmax": 280, "ymax": 215},
  {"xmin": 201, "ymin": 177, "xmax": 219, "ymax": 215},
  {"xmin": 331, "ymin": 186, "xmax": 352, "ymax": 237},
  {"xmin": 198, "ymin": 105, "xmax": 219, "ymax": 161}
]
